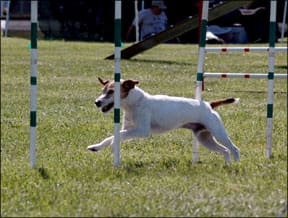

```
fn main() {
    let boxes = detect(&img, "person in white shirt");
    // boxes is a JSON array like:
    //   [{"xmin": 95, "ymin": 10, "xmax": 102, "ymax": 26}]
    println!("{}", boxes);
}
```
[{"xmin": 126, "ymin": 0, "xmax": 168, "ymax": 41}]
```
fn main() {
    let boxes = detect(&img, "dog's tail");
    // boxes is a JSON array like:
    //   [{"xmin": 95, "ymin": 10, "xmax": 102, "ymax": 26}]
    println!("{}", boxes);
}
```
[{"xmin": 210, "ymin": 98, "xmax": 240, "ymax": 109}]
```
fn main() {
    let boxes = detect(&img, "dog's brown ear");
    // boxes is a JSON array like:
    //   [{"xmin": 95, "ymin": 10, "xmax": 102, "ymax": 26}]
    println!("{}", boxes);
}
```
[
  {"xmin": 98, "ymin": 77, "xmax": 109, "ymax": 86},
  {"xmin": 122, "ymin": 79, "xmax": 139, "ymax": 90}
]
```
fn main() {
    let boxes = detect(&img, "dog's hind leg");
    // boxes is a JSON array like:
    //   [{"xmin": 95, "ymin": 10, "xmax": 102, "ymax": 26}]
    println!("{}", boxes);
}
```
[
  {"xmin": 204, "ymin": 113, "xmax": 240, "ymax": 161},
  {"xmin": 211, "ymin": 132, "xmax": 240, "ymax": 161},
  {"xmin": 195, "ymin": 129, "xmax": 231, "ymax": 163},
  {"xmin": 182, "ymin": 123, "xmax": 231, "ymax": 163}
]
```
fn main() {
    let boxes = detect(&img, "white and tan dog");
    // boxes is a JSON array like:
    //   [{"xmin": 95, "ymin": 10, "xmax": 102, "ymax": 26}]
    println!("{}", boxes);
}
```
[{"xmin": 88, "ymin": 78, "xmax": 240, "ymax": 163}]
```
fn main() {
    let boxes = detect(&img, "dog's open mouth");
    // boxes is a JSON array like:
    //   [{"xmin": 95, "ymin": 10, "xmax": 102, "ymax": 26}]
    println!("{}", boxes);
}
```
[{"xmin": 101, "ymin": 102, "xmax": 114, "ymax": 113}]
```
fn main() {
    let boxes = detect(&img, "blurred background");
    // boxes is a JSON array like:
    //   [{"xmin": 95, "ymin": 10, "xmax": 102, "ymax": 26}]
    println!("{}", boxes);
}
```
[{"xmin": 1, "ymin": 0, "xmax": 287, "ymax": 43}]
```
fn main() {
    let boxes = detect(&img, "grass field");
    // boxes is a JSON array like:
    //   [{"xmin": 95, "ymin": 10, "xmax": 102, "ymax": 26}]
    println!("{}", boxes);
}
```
[{"xmin": 1, "ymin": 37, "xmax": 287, "ymax": 217}]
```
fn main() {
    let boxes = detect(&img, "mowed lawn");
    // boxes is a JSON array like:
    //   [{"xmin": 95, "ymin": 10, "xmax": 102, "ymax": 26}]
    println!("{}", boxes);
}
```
[{"xmin": 1, "ymin": 37, "xmax": 287, "ymax": 217}]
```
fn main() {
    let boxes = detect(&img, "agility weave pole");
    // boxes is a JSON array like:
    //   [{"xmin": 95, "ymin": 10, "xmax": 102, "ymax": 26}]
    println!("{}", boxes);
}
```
[
  {"xmin": 195, "ymin": 0, "xmax": 281, "ymax": 160},
  {"xmin": 266, "ymin": 0, "xmax": 277, "ymax": 158},
  {"xmin": 193, "ymin": 0, "xmax": 209, "ymax": 163},
  {"xmin": 113, "ymin": 0, "xmax": 122, "ymax": 166},
  {"xmin": 30, "ymin": 0, "xmax": 38, "ymax": 168},
  {"xmin": 280, "ymin": 0, "xmax": 287, "ymax": 44},
  {"xmin": 134, "ymin": 0, "xmax": 139, "ymax": 42}
]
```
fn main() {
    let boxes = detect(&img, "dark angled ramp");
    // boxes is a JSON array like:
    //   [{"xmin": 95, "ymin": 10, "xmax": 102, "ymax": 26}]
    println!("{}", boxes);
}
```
[{"xmin": 105, "ymin": 0, "xmax": 254, "ymax": 60}]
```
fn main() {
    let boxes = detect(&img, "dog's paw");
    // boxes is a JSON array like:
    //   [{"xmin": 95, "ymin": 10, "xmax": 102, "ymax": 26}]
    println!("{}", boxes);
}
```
[
  {"xmin": 230, "ymin": 147, "xmax": 240, "ymax": 162},
  {"xmin": 87, "ymin": 144, "xmax": 101, "ymax": 152}
]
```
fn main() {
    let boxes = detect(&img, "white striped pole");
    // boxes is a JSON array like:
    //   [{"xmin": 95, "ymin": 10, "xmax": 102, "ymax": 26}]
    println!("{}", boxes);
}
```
[
  {"xmin": 134, "ymin": 0, "xmax": 139, "ymax": 42},
  {"xmin": 280, "ymin": 0, "xmax": 287, "ymax": 44},
  {"xmin": 193, "ymin": 0, "xmax": 209, "ymax": 163},
  {"xmin": 30, "ymin": 0, "xmax": 38, "ymax": 168},
  {"xmin": 205, "ymin": 47, "xmax": 287, "ymax": 52},
  {"xmin": 266, "ymin": 0, "xmax": 277, "ymax": 158},
  {"xmin": 113, "ymin": 0, "xmax": 121, "ymax": 166},
  {"xmin": 204, "ymin": 73, "xmax": 287, "ymax": 79}
]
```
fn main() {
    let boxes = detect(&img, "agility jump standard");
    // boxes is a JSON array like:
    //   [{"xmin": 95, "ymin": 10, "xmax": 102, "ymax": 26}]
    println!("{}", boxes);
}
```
[
  {"xmin": 204, "ymin": 73, "xmax": 287, "ymax": 79},
  {"xmin": 194, "ymin": 0, "xmax": 282, "ymax": 162},
  {"xmin": 30, "ymin": 0, "xmax": 38, "ymax": 168},
  {"xmin": 205, "ymin": 47, "xmax": 287, "ymax": 52},
  {"xmin": 113, "ymin": 0, "xmax": 122, "ymax": 166}
]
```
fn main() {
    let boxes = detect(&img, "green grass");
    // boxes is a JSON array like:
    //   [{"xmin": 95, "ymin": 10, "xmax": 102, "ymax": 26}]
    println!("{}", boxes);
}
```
[{"xmin": 1, "ymin": 37, "xmax": 287, "ymax": 217}]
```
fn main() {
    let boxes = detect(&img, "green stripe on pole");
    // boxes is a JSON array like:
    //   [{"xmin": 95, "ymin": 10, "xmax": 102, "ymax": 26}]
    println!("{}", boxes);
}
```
[
  {"xmin": 114, "ymin": 73, "xmax": 121, "ymax": 82},
  {"xmin": 115, "ymin": 19, "xmax": 121, "ymax": 47},
  {"xmin": 114, "ymin": 108, "xmax": 120, "ymax": 123},
  {"xmin": 31, "ymin": 76, "xmax": 37, "ymax": 85},
  {"xmin": 269, "ymin": 21, "xmax": 276, "ymax": 47},
  {"xmin": 267, "ymin": 104, "xmax": 273, "ymax": 118},
  {"xmin": 30, "ymin": 111, "xmax": 36, "ymax": 127},
  {"xmin": 268, "ymin": 72, "xmax": 274, "ymax": 79},
  {"xmin": 197, "ymin": 72, "xmax": 203, "ymax": 81},
  {"xmin": 199, "ymin": 20, "xmax": 207, "ymax": 47},
  {"xmin": 31, "ymin": 23, "xmax": 37, "ymax": 49}
]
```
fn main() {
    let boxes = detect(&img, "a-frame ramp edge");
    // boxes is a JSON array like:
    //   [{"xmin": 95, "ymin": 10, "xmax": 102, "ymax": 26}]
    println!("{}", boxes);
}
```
[{"xmin": 105, "ymin": 0, "xmax": 254, "ymax": 60}]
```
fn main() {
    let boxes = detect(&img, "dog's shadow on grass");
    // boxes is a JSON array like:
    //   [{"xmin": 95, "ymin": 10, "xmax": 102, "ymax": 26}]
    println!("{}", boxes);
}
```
[
  {"xmin": 112, "ymin": 157, "xmax": 240, "ymax": 178},
  {"xmin": 38, "ymin": 166, "xmax": 49, "ymax": 179}
]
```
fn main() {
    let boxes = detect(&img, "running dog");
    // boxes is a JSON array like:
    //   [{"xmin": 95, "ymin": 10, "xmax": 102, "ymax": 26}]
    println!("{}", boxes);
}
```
[{"xmin": 88, "ymin": 78, "xmax": 240, "ymax": 163}]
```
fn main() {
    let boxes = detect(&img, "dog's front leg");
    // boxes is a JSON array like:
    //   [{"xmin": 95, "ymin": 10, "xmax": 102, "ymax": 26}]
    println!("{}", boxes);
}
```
[
  {"xmin": 119, "ymin": 116, "xmax": 151, "ymax": 140},
  {"xmin": 119, "ymin": 128, "xmax": 150, "ymax": 141},
  {"xmin": 88, "ymin": 116, "xmax": 150, "ymax": 152},
  {"xmin": 87, "ymin": 127, "xmax": 150, "ymax": 152},
  {"xmin": 87, "ymin": 135, "xmax": 114, "ymax": 152}
]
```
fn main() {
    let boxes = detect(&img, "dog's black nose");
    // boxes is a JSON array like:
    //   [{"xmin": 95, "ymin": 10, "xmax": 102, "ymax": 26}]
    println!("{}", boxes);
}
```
[{"xmin": 95, "ymin": 100, "xmax": 101, "ymax": 107}]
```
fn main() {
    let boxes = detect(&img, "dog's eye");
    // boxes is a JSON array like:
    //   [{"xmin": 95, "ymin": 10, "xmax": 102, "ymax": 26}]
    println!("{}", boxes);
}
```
[{"xmin": 107, "ymin": 90, "xmax": 114, "ymax": 95}]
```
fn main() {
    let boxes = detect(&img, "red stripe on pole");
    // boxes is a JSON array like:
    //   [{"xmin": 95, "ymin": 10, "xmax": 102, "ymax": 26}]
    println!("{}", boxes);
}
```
[
  {"xmin": 244, "ymin": 48, "xmax": 250, "ymax": 52},
  {"xmin": 244, "ymin": 74, "xmax": 250, "ymax": 78},
  {"xmin": 221, "ymin": 74, "xmax": 227, "ymax": 78},
  {"xmin": 222, "ymin": 48, "xmax": 227, "ymax": 52}
]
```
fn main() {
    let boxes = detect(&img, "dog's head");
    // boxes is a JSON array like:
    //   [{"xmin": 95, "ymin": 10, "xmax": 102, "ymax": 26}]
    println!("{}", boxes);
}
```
[{"xmin": 95, "ymin": 77, "xmax": 139, "ymax": 113}]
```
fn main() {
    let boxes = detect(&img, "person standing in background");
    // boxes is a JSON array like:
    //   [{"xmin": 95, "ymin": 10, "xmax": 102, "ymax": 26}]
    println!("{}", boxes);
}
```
[{"xmin": 126, "ymin": 0, "xmax": 168, "ymax": 41}]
